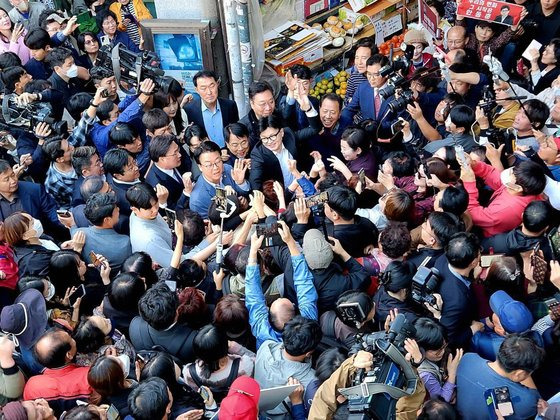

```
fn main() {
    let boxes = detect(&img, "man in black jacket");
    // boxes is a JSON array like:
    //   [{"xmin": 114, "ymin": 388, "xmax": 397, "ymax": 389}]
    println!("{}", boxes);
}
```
[
  {"xmin": 292, "ymin": 186, "xmax": 378, "ymax": 258},
  {"xmin": 482, "ymin": 200, "xmax": 554, "ymax": 259},
  {"xmin": 434, "ymin": 232, "xmax": 484, "ymax": 349},
  {"xmin": 129, "ymin": 282, "xmax": 198, "ymax": 363}
]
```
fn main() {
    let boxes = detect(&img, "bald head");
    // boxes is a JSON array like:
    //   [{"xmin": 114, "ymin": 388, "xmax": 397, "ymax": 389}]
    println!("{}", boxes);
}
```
[
  {"xmin": 34, "ymin": 329, "xmax": 76, "ymax": 368},
  {"xmin": 447, "ymin": 26, "xmax": 468, "ymax": 51},
  {"xmin": 270, "ymin": 298, "xmax": 295, "ymax": 330}
]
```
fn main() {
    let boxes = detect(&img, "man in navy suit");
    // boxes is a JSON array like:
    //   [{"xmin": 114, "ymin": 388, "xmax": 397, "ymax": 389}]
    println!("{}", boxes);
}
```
[
  {"xmin": 184, "ymin": 70, "xmax": 239, "ymax": 147},
  {"xmin": 340, "ymin": 54, "xmax": 400, "ymax": 139},
  {"xmin": 189, "ymin": 141, "xmax": 250, "ymax": 218},
  {"xmin": 145, "ymin": 134, "xmax": 190, "ymax": 211},
  {"xmin": 433, "ymin": 232, "xmax": 484, "ymax": 349},
  {"xmin": 278, "ymin": 64, "xmax": 320, "ymax": 131},
  {"xmin": 0, "ymin": 159, "xmax": 66, "ymax": 239}
]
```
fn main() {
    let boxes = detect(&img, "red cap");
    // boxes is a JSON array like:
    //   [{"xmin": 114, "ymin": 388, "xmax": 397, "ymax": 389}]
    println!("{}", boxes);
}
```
[
  {"xmin": 553, "ymin": 137, "xmax": 560, "ymax": 150},
  {"xmin": 219, "ymin": 376, "xmax": 260, "ymax": 420}
]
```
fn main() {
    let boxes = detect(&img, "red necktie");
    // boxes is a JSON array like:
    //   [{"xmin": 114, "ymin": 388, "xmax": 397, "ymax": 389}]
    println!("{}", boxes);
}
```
[{"xmin": 374, "ymin": 92, "xmax": 381, "ymax": 118}]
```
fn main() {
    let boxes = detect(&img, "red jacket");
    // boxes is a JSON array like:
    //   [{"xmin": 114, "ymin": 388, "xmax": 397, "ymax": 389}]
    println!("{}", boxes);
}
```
[
  {"xmin": 23, "ymin": 365, "xmax": 91, "ymax": 415},
  {"xmin": 464, "ymin": 161, "xmax": 541, "ymax": 237}
]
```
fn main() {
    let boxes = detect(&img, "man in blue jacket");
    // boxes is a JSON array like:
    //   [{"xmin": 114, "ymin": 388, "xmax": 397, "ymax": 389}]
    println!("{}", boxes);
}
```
[{"xmin": 245, "ymin": 219, "xmax": 318, "ymax": 348}]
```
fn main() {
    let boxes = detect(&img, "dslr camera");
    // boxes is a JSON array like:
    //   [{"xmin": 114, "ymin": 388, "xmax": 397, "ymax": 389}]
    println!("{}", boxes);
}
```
[
  {"xmin": 1, "ymin": 94, "xmax": 67, "ymax": 135},
  {"xmin": 411, "ymin": 266, "xmax": 440, "ymax": 306}
]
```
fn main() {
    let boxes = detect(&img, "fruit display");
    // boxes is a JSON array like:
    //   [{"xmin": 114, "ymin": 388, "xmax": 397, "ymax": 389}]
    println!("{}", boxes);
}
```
[
  {"xmin": 378, "ymin": 32, "xmax": 407, "ymax": 56},
  {"xmin": 309, "ymin": 70, "xmax": 348, "ymax": 100}
]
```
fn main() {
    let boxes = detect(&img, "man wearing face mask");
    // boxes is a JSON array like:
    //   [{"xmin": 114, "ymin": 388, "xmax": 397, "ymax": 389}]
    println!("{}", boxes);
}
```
[
  {"xmin": 8, "ymin": 0, "xmax": 45, "ymax": 31},
  {"xmin": 23, "ymin": 328, "xmax": 92, "ymax": 416},
  {"xmin": 461, "ymin": 154, "xmax": 547, "ymax": 237},
  {"xmin": 45, "ymin": 47, "xmax": 90, "ymax": 112}
]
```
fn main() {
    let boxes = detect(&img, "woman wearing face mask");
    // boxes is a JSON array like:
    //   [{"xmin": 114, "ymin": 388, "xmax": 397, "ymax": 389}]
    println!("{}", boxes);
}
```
[
  {"xmin": 0, "ymin": 9, "xmax": 29, "ymax": 64},
  {"xmin": 3, "ymin": 212, "xmax": 54, "ymax": 279},
  {"xmin": 49, "ymin": 249, "xmax": 110, "ymax": 316},
  {"xmin": 88, "ymin": 355, "xmax": 137, "ymax": 417},
  {"xmin": 73, "ymin": 314, "xmax": 136, "ymax": 368}
]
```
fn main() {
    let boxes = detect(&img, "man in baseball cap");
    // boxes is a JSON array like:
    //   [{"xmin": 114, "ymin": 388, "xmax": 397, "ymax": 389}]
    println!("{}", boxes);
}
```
[{"xmin": 471, "ymin": 290, "xmax": 542, "ymax": 361}]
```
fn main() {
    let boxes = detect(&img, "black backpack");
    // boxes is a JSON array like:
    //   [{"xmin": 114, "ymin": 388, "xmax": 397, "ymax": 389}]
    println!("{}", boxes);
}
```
[{"xmin": 187, "ymin": 357, "xmax": 241, "ymax": 403}]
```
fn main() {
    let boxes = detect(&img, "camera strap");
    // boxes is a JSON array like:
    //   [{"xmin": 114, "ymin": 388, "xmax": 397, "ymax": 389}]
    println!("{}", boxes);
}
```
[
  {"xmin": 1, "ymin": 94, "xmax": 24, "ymax": 126},
  {"xmin": 339, "ymin": 342, "xmax": 418, "ymax": 401},
  {"xmin": 111, "ymin": 43, "xmax": 139, "ymax": 96}
]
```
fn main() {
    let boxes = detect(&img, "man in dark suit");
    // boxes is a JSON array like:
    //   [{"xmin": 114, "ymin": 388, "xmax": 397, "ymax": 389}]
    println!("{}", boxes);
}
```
[
  {"xmin": 239, "ymin": 81, "xmax": 277, "ymax": 147},
  {"xmin": 103, "ymin": 149, "xmax": 141, "ymax": 217},
  {"xmin": 71, "ymin": 146, "xmax": 105, "ymax": 207},
  {"xmin": 433, "ymin": 232, "xmax": 484, "ymax": 349},
  {"xmin": 0, "ymin": 159, "xmax": 66, "ymax": 239},
  {"xmin": 278, "ymin": 64, "xmax": 320, "ymax": 131},
  {"xmin": 249, "ymin": 111, "xmax": 320, "ymax": 192},
  {"xmin": 340, "ymin": 54, "xmax": 402, "ymax": 139},
  {"xmin": 184, "ymin": 70, "xmax": 239, "ymax": 147},
  {"xmin": 494, "ymin": 6, "xmax": 514, "ymax": 25},
  {"xmin": 144, "ymin": 134, "xmax": 189, "ymax": 210}
]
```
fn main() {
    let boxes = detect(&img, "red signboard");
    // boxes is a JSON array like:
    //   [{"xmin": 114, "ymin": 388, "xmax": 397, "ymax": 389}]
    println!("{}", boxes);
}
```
[
  {"xmin": 419, "ymin": 0, "xmax": 440, "ymax": 39},
  {"xmin": 457, "ymin": 0, "xmax": 524, "ymax": 26}
]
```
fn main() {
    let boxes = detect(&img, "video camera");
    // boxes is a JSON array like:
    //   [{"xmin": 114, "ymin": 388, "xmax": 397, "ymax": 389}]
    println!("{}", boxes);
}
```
[
  {"xmin": 340, "ymin": 314, "xmax": 419, "ymax": 420},
  {"xmin": 378, "ymin": 57, "xmax": 413, "ymax": 113},
  {"xmin": 1, "ymin": 94, "xmax": 67, "ymax": 135},
  {"xmin": 411, "ymin": 266, "xmax": 440, "ymax": 307},
  {"xmin": 478, "ymin": 86, "xmax": 509, "ymax": 149},
  {"xmin": 96, "ymin": 43, "xmax": 172, "ymax": 95}
]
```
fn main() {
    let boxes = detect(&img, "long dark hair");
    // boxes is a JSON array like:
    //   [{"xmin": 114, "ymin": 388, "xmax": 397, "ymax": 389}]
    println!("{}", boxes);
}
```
[{"xmin": 193, "ymin": 325, "xmax": 228, "ymax": 378}]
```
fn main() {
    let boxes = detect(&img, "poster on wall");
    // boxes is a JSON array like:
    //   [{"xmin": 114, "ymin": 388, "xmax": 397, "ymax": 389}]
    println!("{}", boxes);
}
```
[
  {"xmin": 456, "ymin": 0, "xmax": 523, "ymax": 26},
  {"xmin": 153, "ymin": 33, "xmax": 204, "ymax": 91}
]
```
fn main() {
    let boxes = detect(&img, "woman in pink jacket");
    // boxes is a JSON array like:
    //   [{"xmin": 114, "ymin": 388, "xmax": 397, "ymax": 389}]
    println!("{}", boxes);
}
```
[{"xmin": 0, "ymin": 8, "xmax": 30, "ymax": 64}]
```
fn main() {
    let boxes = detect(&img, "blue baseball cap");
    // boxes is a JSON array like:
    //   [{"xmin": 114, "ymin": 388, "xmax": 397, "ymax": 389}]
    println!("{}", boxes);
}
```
[{"xmin": 490, "ymin": 290, "xmax": 533, "ymax": 334}]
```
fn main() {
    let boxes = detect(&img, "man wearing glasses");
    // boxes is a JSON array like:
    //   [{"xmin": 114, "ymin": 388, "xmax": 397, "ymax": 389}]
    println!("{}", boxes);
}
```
[
  {"xmin": 339, "ymin": 54, "xmax": 401, "ymax": 138},
  {"xmin": 184, "ymin": 70, "xmax": 239, "ymax": 148},
  {"xmin": 190, "ymin": 140, "xmax": 250, "ymax": 217}
]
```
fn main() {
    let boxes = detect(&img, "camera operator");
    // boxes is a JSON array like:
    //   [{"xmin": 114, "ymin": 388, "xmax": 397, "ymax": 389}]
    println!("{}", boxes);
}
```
[
  {"xmin": 475, "ymin": 80, "xmax": 520, "ymax": 133},
  {"xmin": 373, "ymin": 260, "xmax": 419, "ymax": 328},
  {"xmin": 308, "ymin": 337, "xmax": 426, "ymax": 419},
  {"xmin": 414, "ymin": 317, "xmax": 463, "ymax": 403},
  {"xmin": 433, "ymin": 232, "xmax": 483, "ymax": 349}
]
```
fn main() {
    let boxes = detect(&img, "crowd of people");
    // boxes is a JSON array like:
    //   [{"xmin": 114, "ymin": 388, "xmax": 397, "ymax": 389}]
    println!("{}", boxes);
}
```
[{"xmin": 1, "ymin": 0, "xmax": 560, "ymax": 419}]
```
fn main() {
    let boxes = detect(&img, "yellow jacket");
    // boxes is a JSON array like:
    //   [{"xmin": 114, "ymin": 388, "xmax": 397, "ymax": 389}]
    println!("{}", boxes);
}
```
[{"xmin": 109, "ymin": 0, "xmax": 152, "ymax": 32}]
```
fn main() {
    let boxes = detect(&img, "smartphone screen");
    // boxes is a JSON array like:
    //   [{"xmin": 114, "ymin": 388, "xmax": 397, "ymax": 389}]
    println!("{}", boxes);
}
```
[
  {"xmin": 106, "ymin": 404, "xmax": 119, "ymax": 420},
  {"xmin": 69, "ymin": 284, "xmax": 86, "ymax": 306}
]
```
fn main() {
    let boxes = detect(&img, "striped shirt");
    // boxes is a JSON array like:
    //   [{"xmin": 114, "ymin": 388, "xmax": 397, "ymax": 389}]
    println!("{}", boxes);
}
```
[
  {"xmin": 343, "ymin": 66, "xmax": 367, "ymax": 122},
  {"xmin": 121, "ymin": 3, "xmax": 141, "ymax": 46}
]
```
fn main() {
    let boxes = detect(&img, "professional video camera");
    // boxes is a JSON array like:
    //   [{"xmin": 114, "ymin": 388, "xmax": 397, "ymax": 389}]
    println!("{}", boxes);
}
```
[
  {"xmin": 96, "ymin": 43, "xmax": 172, "ymax": 95},
  {"xmin": 477, "ymin": 85, "xmax": 510, "ymax": 149},
  {"xmin": 340, "ymin": 314, "xmax": 419, "ymax": 420},
  {"xmin": 0, "ymin": 94, "xmax": 67, "ymax": 135},
  {"xmin": 411, "ymin": 265, "xmax": 440, "ymax": 307},
  {"xmin": 378, "ymin": 57, "xmax": 412, "ymax": 114}
]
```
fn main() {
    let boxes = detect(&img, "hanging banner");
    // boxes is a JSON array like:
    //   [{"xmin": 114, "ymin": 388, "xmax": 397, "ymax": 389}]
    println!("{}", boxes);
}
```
[
  {"xmin": 456, "ymin": 0, "xmax": 524, "ymax": 26},
  {"xmin": 418, "ymin": 0, "xmax": 440, "ymax": 38}
]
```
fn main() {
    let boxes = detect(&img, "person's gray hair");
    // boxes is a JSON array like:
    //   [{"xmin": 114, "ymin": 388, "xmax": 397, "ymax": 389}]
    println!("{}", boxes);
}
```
[{"xmin": 80, "ymin": 175, "xmax": 105, "ymax": 201}]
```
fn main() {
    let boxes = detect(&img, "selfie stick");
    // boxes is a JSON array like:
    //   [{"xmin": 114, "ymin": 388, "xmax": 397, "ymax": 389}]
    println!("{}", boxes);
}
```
[{"xmin": 215, "ymin": 198, "xmax": 237, "ymax": 267}]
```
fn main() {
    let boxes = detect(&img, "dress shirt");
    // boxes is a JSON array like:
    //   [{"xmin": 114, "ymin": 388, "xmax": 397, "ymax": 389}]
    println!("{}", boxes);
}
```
[
  {"xmin": 448, "ymin": 263, "xmax": 471, "ymax": 289},
  {"xmin": 272, "ymin": 146, "xmax": 295, "ymax": 187},
  {"xmin": 202, "ymin": 100, "xmax": 225, "ymax": 147}
]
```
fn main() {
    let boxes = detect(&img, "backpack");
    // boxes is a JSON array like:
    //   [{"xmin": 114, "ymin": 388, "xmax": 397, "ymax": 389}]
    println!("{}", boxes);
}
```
[{"xmin": 187, "ymin": 357, "xmax": 241, "ymax": 403}]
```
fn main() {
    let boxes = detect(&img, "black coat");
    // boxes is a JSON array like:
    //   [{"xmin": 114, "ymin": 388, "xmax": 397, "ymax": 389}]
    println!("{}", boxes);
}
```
[
  {"xmin": 144, "ymin": 165, "xmax": 189, "ymax": 210},
  {"xmin": 184, "ymin": 97, "xmax": 239, "ymax": 135},
  {"xmin": 481, "ymin": 227, "xmax": 553, "ymax": 260}
]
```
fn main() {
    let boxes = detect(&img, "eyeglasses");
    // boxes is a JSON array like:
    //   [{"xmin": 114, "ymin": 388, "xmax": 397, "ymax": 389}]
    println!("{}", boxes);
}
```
[
  {"xmin": 165, "ymin": 150, "xmax": 181, "ymax": 158},
  {"xmin": 260, "ymin": 129, "xmax": 281, "ymax": 144},
  {"xmin": 447, "ymin": 39, "xmax": 464, "ymax": 46},
  {"xmin": 228, "ymin": 139, "xmax": 249, "ymax": 149},
  {"xmin": 254, "ymin": 100, "xmax": 275, "ymax": 109},
  {"xmin": 200, "ymin": 160, "xmax": 222, "ymax": 169},
  {"xmin": 366, "ymin": 72, "xmax": 381, "ymax": 79}
]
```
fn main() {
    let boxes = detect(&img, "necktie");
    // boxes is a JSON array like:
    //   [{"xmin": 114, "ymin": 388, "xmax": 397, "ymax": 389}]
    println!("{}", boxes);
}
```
[{"xmin": 374, "ymin": 92, "xmax": 381, "ymax": 118}]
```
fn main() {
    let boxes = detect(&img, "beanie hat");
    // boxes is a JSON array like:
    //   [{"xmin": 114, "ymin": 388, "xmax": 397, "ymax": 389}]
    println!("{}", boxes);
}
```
[
  {"xmin": 404, "ymin": 28, "xmax": 428, "ymax": 46},
  {"xmin": 1, "ymin": 402, "xmax": 27, "ymax": 420},
  {"xmin": 302, "ymin": 229, "xmax": 334, "ymax": 270}
]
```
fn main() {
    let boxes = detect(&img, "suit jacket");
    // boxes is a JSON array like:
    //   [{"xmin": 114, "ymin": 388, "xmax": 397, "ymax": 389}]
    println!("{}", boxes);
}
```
[
  {"xmin": 189, "ymin": 164, "xmax": 249, "ymax": 217},
  {"xmin": 184, "ymin": 97, "xmax": 239, "ymax": 136},
  {"xmin": 145, "ymin": 165, "xmax": 188, "ymax": 210},
  {"xmin": 340, "ymin": 81, "xmax": 400, "ymax": 138},
  {"xmin": 278, "ymin": 95, "xmax": 320, "ymax": 131},
  {"xmin": 434, "ymin": 255, "xmax": 477, "ymax": 349},
  {"xmin": 494, "ymin": 15, "xmax": 513, "ymax": 25}
]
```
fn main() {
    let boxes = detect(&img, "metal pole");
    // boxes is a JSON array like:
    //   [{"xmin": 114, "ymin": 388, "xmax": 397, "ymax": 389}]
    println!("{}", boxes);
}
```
[
  {"xmin": 236, "ymin": 0, "xmax": 253, "ymax": 103},
  {"xmin": 223, "ymin": 0, "xmax": 246, "ymax": 114}
]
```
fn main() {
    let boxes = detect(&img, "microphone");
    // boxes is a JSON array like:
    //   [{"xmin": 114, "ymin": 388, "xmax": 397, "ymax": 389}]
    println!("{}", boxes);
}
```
[{"xmin": 387, "ymin": 313, "xmax": 406, "ymax": 343}]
